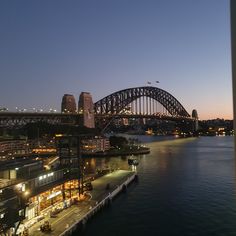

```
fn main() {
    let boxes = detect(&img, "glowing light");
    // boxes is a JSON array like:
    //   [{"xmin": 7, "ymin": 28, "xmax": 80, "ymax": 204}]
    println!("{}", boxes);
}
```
[{"xmin": 47, "ymin": 191, "xmax": 62, "ymax": 200}]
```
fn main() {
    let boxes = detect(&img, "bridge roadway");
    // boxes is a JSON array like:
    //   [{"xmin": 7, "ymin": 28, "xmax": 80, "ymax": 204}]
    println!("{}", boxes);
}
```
[
  {"xmin": 0, "ymin": 112, "xmax": 81, "ymax": 126},
  {"xmin": 0, "ymin": 112, "xmax": 194, "ymax": 127},
  {"xmin": 23, "ymin": 170, "xmax": 135, "ymax": 236}
]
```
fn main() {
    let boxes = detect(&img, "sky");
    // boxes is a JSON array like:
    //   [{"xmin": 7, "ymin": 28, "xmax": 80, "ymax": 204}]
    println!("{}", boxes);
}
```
[{"xmin": 0, "ymin": 0, "xmax": 232, "ymax": 120}]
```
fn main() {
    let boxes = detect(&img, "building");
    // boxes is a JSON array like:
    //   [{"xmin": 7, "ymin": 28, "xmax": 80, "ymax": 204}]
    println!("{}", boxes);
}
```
[
  {"xmin": 192, "ymin": 109, "xmax": 199, "ymax": 131},
  {"xmin": 82, "ymin": 136, "xmax": 110, "ymax": 153},
  {"xmin": 0, "ymin": 133, "xmax": 111, "ymax": 234},
  {"xmin": 61, "ymin": 94, "xmax": 77, "ymax": 113},
  {"xmin": 0, "ymin": 138, "xmax": 57, "ymax": 160},
  {"xmin": 0, "ymin": 157, "xmax": 81, "ymax": 234},
  {"xmin": 78, "ymin": 92, "xmax": 95, "ymax": 128},
  {"xmin": 0, "ymin": 138, "xmax": 30, "ymax": 160}
]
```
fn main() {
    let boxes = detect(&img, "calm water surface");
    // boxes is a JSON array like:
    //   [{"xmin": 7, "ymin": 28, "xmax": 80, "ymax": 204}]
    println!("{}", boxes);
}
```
[{"xmin": 77, "ymin": 136, "xmax": 236, "ymax": 236}]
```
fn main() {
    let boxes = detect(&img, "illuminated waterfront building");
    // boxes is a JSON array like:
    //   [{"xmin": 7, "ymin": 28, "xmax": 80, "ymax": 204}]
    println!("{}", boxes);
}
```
[
  {"xmin": 0, "ymin": 138, "xmax": 57, "ymax": 160},
  {"xmin": 82, "ymin": 137, "xmax": 110, "ymax": 153},
  {"xmin": 0, "ymin": 151, "xmax": 81, "ymax": 234}
]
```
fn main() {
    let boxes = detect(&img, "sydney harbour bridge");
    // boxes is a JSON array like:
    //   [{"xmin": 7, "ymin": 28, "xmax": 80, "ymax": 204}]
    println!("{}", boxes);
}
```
[{"xmin": 0, "ymin": 86, "xmax": 198, "ymax": 130}]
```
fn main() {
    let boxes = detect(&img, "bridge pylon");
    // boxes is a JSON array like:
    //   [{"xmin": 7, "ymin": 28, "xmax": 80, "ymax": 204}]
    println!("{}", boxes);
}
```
[{"xmin": 78, "ymin": 92, "xmax": 95, "ymax": 128}]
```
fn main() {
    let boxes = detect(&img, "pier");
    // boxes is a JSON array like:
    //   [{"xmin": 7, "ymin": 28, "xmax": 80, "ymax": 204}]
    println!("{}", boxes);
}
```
[{"xmin": 26, "ymin": 170, "xmax": 136, "ymax": 236}]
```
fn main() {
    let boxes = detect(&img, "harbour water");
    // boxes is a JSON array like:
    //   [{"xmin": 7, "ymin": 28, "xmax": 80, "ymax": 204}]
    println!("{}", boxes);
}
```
[{"xmin": 77, "ymin": 136, "xmax": 236, "ymax": 236}]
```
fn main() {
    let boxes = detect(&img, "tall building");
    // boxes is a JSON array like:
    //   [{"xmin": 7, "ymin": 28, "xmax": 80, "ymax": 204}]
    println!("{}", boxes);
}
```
[
  {"xmin": 192, "ymin": 109, "xmax": 199, "ymax": 131},
  {"xmin": 61, "ymin": 94, "xmax": 76, "ymax": 113},
  {"xmin": 78, "ymin": 92, "xmax": 95, "ymax": 128}
]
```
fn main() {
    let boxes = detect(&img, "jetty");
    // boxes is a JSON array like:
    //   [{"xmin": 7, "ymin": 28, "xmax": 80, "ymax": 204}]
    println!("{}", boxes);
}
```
[{"xmin": 27, "ymin": 170, "xmax": 137, "ymax": 236}]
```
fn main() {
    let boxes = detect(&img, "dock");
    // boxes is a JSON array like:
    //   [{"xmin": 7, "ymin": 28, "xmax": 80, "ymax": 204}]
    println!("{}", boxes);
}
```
[{"xmin": 27, "ymin": 170, "xmax": 137, "ymax": 236}]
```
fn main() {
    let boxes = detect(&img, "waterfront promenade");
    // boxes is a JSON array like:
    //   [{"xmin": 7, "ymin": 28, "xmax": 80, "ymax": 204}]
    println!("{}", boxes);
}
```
[{"xmin": 26, "ymin": 170, "xmax": 135, "ymax": 236}]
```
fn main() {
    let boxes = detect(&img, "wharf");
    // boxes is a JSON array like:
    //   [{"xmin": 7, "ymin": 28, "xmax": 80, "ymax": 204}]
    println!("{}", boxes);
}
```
[
  {"xmin": 82, "ymin": 147, "xmax": 150, "ymax": 157},
  {"xmin": 27, "ymin": 170, "xmax": 137, "ymax": 236}
]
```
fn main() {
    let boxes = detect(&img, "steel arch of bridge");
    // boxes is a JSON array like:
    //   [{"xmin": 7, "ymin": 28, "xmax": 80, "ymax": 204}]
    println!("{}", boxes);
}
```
[{"xmin": 94, "ymin": 86, "xmax": 190, "ymax": 117}]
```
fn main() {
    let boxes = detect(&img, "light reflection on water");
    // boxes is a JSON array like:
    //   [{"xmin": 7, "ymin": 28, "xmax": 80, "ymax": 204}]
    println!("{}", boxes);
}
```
[{"xmin": 78, "ymin": 136, "xmax": 236, "ymax": 236}]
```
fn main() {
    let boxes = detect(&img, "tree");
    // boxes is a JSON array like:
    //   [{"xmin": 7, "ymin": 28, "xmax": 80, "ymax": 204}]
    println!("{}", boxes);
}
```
[{"xmin": 109, "ymin": 136, "xmax": 128, "ymax": 148}]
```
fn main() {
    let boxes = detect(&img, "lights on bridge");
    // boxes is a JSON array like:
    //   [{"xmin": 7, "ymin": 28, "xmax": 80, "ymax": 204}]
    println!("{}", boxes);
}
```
[
  {"xmin": 49, "ymin": 108, "xmax": 57, "ymax": 113},
  {"xmin": 15, "ymin": 107, "xmax": 28, "ymax": 112},
  {"xmin": 6, "ymin": 107, "xmax": 58, "ymax": 113},
  {"xmin": 0, "ymin": 107, "xmax": 8, "ymax": 112},
  {"xmin": 38, "ymin": 172, "xmax": 54, "ymax": 181}
]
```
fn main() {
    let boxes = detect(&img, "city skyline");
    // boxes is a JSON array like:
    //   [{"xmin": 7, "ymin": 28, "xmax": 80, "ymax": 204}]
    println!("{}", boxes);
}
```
[{"xmin": 0, "ymin": 0, "xmax": 232, "ymax": 120}]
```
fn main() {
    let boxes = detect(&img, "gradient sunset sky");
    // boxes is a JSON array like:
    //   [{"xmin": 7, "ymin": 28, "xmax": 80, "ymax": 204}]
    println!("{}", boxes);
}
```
[{"xmin": 0, "ymin": 0, "xmax": 232, "ymax": 120}]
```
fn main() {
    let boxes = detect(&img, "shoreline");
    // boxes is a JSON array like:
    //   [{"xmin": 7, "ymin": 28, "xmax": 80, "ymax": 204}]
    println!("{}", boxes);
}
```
[{"xmin": 82, "ymin": 147, "xmax": 150, "ymax": 157}]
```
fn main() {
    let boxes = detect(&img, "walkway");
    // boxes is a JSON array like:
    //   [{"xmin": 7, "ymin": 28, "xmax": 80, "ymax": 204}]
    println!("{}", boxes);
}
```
[{"xmin": 25, "ymin": 170, "xmax": 134, "ymax": 236}]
